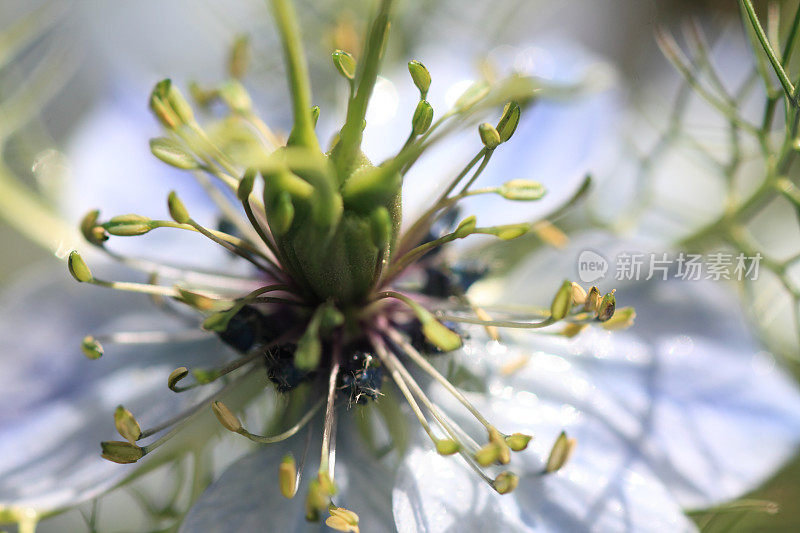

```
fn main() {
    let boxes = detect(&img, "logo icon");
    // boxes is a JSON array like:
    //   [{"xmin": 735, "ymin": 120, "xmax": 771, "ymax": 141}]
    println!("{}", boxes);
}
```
[{"xmin": 577, "ymin": 250, "xmax": 608, "ymax": 283}]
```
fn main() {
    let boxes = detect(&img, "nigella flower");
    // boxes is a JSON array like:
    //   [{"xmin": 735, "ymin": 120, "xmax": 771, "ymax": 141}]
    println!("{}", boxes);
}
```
[{"xmin": 2, "ymin": 1, "xmax": 800, "ymax": 532}]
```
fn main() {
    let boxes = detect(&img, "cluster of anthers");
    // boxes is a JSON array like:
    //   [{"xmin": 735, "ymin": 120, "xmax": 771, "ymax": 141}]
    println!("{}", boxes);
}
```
[{"xmin": 65, "ymin": 0, "xmax": 634, "ymax": 529}]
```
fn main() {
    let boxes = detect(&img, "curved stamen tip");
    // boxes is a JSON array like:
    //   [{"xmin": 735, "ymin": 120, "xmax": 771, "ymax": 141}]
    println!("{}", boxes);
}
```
[
  {"xmin": 114, "ymin": 405, "xmax": 142, "ymax": 443},
  {"xmin": 168, "ymin": 367, "xmax": 189, "ymax": 391},
  {"xmin": 493, "ymin": 472, "xmax": 519, "ymax": 495},
  {"xmin": 100, "ymin": 440, "xmax": 144, "ymax": 464},
  {"xmin": 211, "ymin": 400, "xmax": 243, "ymax": 433}
]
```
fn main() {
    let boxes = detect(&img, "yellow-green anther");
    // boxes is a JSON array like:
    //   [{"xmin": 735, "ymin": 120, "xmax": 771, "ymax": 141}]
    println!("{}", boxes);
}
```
[
  {"xmin": 168, "ymin": 367, "xmax": 189, "ymax": 391},
  {"xmin": 80, "ymin": 209, "xmax": 108, "ymax": 246},
  {"xmin": 81, "ymin": 335, "xmax": 103, "ymax": 359},
  {"xmin": 496, "ymin": 101, "xmax": 521, "ymax": 142},
  {"xmin": 412, "ymin": 100, "xmax": 434, "ymax": 136},
  {"xmin": 167, "ymin": 191, "xmax": 190, "ymax": 224},
  {"xmin": 408, "ymin": 60, "xmax": 431, "ymax": 97},
  {"xmin": 332, "ymin": 50, "xmax": 356, "ymax": 80},
  {"xmin": 270, "ymin": 190, "xmax": 295, "ymax": 236},
  {"xmin": 228, "ymin": 34, "xmax": 251, "ymax": 79},
  {"xmin": 327, "ymin": 507, "xmax": 360, "ymax": 532},
  {"xmin": 506, "ymin": 433, "xmax": 532, "ymax": 452},
  {"xmin": 474, "ymin": 442, "xmax": 501, "ymax": 466},
  {"xmin": 546, "ymin": 431, "xmax": 577, "ymax": 473},
  {"xmin": 219, "ymin": 79, "xmax": 253, "ymax": 114},
  {"xmin": 369, "ymin": 206, "xmax": 392, "ymax": 249},
  {"xmin": 478, "ymin": 122, "xmax": 501, "ymax": 150},
  {"xmin": 104, "ymin": 214, "xmax": 154, "ymax": 236},
  {"xmin": 101, "ymin": 441, "xmax": 144, "ymax": 464},
  {"xmin": 114, "ymin": 405, "xmax": 142, "ymax": 443},
  {"xmin": 550, "ymin": 280, "xmax": 573, "ymax": 321},
  {"xmin": 584, "ymin": 286, "xmax": 601, "ymax": 312},
  {"xmin": 601, "ymin": 306, "xmax": 635, "ymax": 331},
  {"xmin": 68, "ymin": 250, "xmax": 92, "ymax": 283},
  {"xmin": 149, "ymin": 137, "xmax": 198, "ymax": 169},
  {"xmin": 305, "ymin": 478, "xmax": 330, "ymax": 521},
  {"xmin": 596, "ymin": 291, "xmax": 616, "ymax": 321},
  {"xmin": 498, "ymin": 179, "xmax": 545, "ymax": 201},
  {"xmin": 311, "ymin": 105, "xmax": 320, "ymax": 127},
  {"xmin": 453, "ymin": 80, "xmax": 490, "ymax": 112},
  {"xmin": 212, "ymin": 401, "xmax": 243, "ymax": 433},
  {"xmin": 476, "ymin": 223, "xmax": 530, "ymax": 241},
  {"xmin": 435, "ymin": 439, "xmax": 461, "ymax": 455},
  {"xmin": 279, "ymin": 453, "xmax": 298, "ymax": 498},
  {"xmin": 238, "ymin": 168, "xmax": 257, "ymax": 202},
  {"xmin": 422, "ymin": 319, "xmax": 463, "ymax": 352},
  {"xmin": 570, "ymin": 282, "xmax": 587, "ymax": 306},
  {"xmin": 561, "ymin": 323, "xmax": 588, "ymax": 338},
  {"xmin": 494, "ymin": 472, "xmax": 519, "ymax": 494},
  {"xmin": 454, "ymin": 215, "xmax": 477, "ymax": 238},
  {"xmin": 150, "ymin": 79, "xmax": 194, "ymax": 128}
]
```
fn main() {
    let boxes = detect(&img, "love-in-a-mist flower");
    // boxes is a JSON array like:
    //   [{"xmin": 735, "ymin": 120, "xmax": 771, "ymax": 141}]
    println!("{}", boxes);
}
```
[{"xmin": 64, "ymin": 0, "xmax": 630, "ymax": 528}]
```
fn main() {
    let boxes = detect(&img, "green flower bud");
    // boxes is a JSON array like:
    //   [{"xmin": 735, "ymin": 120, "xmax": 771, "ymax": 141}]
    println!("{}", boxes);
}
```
[
  {"xmin": 238, "ymin": 168, "xmax": 257, "ymax": 202},
  {"xmin": 332, "ymin": 50, "xmax": 357, "ymax": 80},
  {"xmin": 496, "ymin": 102, "xmax": 521, "ymax": 142},
  {"xmin": 167, "ymin": 191, "xmax": 190, "ymax": 224},
  {"xmin": 81, "ymin": 335, "xmax": 103, "ymax": 359},
  {"xmin": 104, "ymin": 214, "xmax": 153, "ymax": 236},
  {"xmin": 435, "ymin": 439, "xmax": 461, "ymax": 455},
  {"xmin": 168, "ymin": 367, "xmax": 189, "ymax": 391},
  {"xmin": 505, "ymin": 432, "xmax": 532, "ymax": 452},
  {"xmin": 545, "ymin": 431, "xmax": 577, "ymax": 473},
  {"xmin": 498, "ymin": 179, "xmax": 545, "ymax": 201},
  {"xmin": 369, "ymin": 206, "xmax": 392, "ymax": 249},
  {"xmin": 550, "ymin": 280, "xmax": 573, "ymax": 321},
  {"xmin": 149, "ymin": 137, "xmax": 198, "ymax": 169},
  {"xmin": 80, "ymin": 209, "xmax": 108, "ymax": 246},
  {"xmin": 279, "ymin": 454, "xmax": 297, "ymax": 498},
  {"xmin": 211, "ymin": 401, "xmax": 242, "ymax": 433},
  {"xmin": 596, "ymin": 291, "xmax": 616, "ymax": 321},
  {"xmin": 408, "ymin": 60, "xmax": 431, "ymax": 97},
  {"xmin": 67, "ymin": 250, "xmax": 92, "ymax": 283},
  {"xmin": 494, "ymin": 472, "xmax": 519, "ymax": 494},
  {"xmin": 411, "ymin": 100, "xmax": 434, "ymax": 136},
  {"xmin": 219, "ymin": 80, "xmax": 253, "ymax": 114},
  {"xmin": 114, "ymin": 405, "xmax": 142, "ymax": 443},
  {"xmin": 101, "ymin": 441, "xmax": 144, "ymax": 464},
  {"xmin": 228, "ymin": 34, "xmax": 251, "ymax": 79},
  {"xmin": 478, "ymin": 122, "xmax": 501, "ymax": 150}
]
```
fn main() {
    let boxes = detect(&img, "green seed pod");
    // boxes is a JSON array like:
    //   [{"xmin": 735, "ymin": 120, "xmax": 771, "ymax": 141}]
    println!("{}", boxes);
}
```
[
  {"xmin": 407, "ymin": 60, "xmax": 431, "ymax": 97},
  {"xmin": 478, "ymin": 123, "xmax": 501, "ymax": 150},
  {"xmin": 149, "ymin": 137, "xmax": 198, "ymax": 169},
  {"xmin": 411, "ymin": 100, "xmax": 434, "ymax": 136},
  {"xmin": 332, "ymin": 50, "xmax": 357, "ymax": 80},
  {"xmin": 496, "ymin": 101, "xmax": 521, "ymax": 142}
]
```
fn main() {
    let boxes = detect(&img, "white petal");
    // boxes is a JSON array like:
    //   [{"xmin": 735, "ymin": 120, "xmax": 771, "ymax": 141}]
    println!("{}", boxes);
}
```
[
  {"xmin": 0, "ymin": 264, "xmax": 229, "ymax": 512},
  {"xmin": 182, "ymin": 419, "xmax": 395, "ymax": 532}
]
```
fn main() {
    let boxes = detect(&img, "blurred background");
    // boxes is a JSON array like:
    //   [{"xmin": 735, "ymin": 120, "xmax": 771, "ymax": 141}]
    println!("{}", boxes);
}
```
[{"xmin": 1, "ymin": 0, "xmax": 799, "ymax": 530}]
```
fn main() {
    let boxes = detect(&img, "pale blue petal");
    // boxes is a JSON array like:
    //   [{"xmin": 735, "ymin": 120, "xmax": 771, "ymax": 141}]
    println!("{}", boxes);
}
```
[
  {"xmin": 0, "ymin": 264, "xmax": 228, "ymax": 512},
  {"xmin": 182, "ymin": 420, "xmax": 395, "ymax": 533}
]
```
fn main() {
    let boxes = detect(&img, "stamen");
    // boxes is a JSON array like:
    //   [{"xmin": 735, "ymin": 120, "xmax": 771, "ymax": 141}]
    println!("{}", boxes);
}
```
[
  {"xmin": 374, "ymin": 291, "xmax": 462, "ymax": 352},
  {"xmin": 319, "ymin": 344, "xmax": 342, "ymax": 478},
  {"xmin": 217, "ymin": 398, "xmax": 323, "ymax": 444},
  {"xmin": 168, "ymin": 344, "xmax": 273, "ymax": 393}
]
